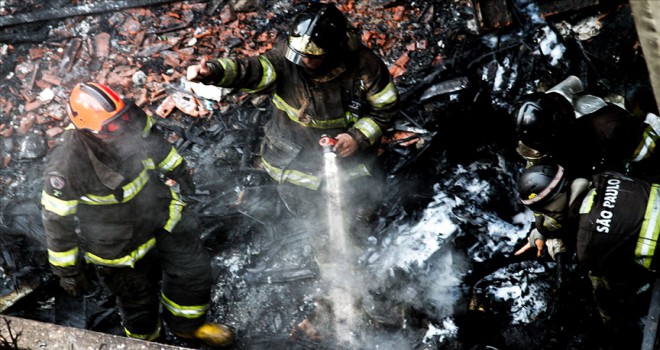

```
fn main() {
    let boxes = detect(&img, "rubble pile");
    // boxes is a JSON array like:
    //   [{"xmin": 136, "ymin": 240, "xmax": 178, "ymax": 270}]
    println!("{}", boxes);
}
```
[{"xmin": 0, "ymin": 0, "xmax": 655, "ymax": 349}]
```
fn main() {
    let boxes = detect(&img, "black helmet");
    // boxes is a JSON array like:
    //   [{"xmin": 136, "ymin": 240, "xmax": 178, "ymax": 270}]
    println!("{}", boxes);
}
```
[
  {"xmin": 514, "ymin": 92, "xmax": 574, "ymax": 158},
  {"xmin": 285, "ymin": 3, "xmax": 348, "ymax": 67},
  {"xmin": 518, "ymin": 163, "xmax": 568, "ymax": 211}
]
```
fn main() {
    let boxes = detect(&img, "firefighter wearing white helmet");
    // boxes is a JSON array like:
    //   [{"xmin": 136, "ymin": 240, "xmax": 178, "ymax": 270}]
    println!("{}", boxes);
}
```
[{"xmin": 42, "ymin": 82, "xmax": 233, "ymax": 347}]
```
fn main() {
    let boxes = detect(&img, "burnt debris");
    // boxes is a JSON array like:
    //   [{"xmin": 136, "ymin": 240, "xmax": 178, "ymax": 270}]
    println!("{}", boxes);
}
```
[{"xmin": 0, "ymin": 0, "xmax": 654, "ymax": 349}]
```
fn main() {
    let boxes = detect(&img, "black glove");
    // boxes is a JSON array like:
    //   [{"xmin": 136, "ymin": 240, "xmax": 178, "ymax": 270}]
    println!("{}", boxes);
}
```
[
  {"xmin": 59, "ymin": 273, "xmax": 90, "ymax": 298},
  {"xmin": 177, "ymin": 170, "xmax": 196, "ymax": 196}
]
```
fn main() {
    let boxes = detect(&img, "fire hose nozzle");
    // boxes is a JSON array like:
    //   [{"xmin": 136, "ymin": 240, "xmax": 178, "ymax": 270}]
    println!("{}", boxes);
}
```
[{"xmin": 319, "ymin": 134, "xmax": 337, "ymax": 154}]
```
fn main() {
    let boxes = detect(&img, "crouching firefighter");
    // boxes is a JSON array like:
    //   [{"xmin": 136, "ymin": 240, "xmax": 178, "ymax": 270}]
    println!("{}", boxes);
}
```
[
  {"xmin": 516, "ymin": 163, "xmax": 659, "ymax": 349},
  {"xmin": 40, "ymin": 82, "xmax": 234, "ymax": 347}
]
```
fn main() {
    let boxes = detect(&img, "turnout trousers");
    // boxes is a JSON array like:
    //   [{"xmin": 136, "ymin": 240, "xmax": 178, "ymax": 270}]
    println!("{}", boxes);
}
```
[{"xmin": 96, "ymin": 214, "xmax": 213, "ymax": 339}]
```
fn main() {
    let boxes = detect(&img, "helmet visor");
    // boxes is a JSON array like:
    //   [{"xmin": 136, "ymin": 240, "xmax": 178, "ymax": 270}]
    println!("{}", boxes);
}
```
[
  {"xmin": 516, "ymin": 141, "xmax": 547, "ymax": 161},
  {"xmin": 286, "ymin": 34, "xmax": 325, "ymax": 66}
]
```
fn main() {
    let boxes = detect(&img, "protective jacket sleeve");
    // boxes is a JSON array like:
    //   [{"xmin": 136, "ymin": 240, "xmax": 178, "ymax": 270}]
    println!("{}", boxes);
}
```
[
  {"xmin": 345, "ymin": 51, "xmax": 400, "ymax": 149},
  {"xmin": 41, "ymin": 143, "xmax": 83, "ymax": 278}
]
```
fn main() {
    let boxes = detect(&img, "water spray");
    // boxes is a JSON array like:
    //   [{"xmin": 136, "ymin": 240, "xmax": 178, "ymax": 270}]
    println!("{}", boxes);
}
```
[{"xmin": 318, "ymin": 134, "xmax": 361, "ymax": 347}]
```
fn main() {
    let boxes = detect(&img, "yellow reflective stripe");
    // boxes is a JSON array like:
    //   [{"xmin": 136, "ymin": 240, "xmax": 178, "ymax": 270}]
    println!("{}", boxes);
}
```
[
  {"xmin": 41, "ymin": 191, "xmax": 78, "ymax": 216},
  {"xmin": 161, "ymin": 292, "xmax": 207, "ymax": 319},
  {"xmin": 636, "ymin": 184, "xmax": 660, "ymax": 268},
  {"xmin": 631, "ymin": 125, "xmax": 658, "ymax": 162},
  {"xmin": 80, "ymin": 159, "xmax": 155, "ymax": 205},
  {"xmin": 261, "ymin": 157, "xmax": 371, "ymax": 191},
  {"xmin": 272, "ymin": 94, "xmax": 350, "ymax": 129},
  {"xmin": 261, "ymin": 156, "xmax": 321, "ymax": 190},
  {"xmin": 84, "ymin": 237, "xmax": 156, "ymax": 267},
  {"xmin": 80, "ymin": 193, "xmax": 118, "ymax": 205},
  {"xmin": 241, "ymin": 56, "xmax": 276, "ymax": 93},
  {"xmin": 158, "ymin": 147, "xmax": 183, "ymax": 172},
  {"xmin": 367, "ymin": 81, "xmax": 398, "ymax": 108},
  {"xmin": 216, "ymin": 58, "xmax": 237, "ymax": 85},
  {"xmin": 164, "ymin": 189, "xmax": 185, "ymax": 232},
  {"xmin": 345, "ymin": 164, "xmax": 371, "ymax": 178},
  {"xmin": 142, "ymin": 115, "xmax": 155, "ymax": 137},
  {"xmin": 125, "ymin": 321, "xmax": 161, "ymax": 341},
  {"xmin": 579, "ymin": 189, "xmax": 596, "ymax": 214},
  {"xmin": 121, "ymin": 167, "xmax": 149, "ymax": 201},
  {"xmin": 353, "ymin": 118, "xmax": 382, "ymax": 145},
  {"xmin": 541, "ymin": 214, "xmax": 562, "ymax": 231},
  {"xmin": 48, "ymin": 247, "xmax": 79, "ymax": 267}
]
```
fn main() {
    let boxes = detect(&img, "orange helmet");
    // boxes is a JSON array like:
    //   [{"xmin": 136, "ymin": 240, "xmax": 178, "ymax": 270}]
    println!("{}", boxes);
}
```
[{"xmin": 67, "ymin": 82, "xmax": 130, "ymax": 134}]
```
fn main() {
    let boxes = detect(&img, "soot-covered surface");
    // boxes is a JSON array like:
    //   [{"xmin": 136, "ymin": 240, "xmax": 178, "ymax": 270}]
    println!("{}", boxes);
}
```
[{"xmin": 0, "ymin": 0, "xmax": 654, "ymax": 349}]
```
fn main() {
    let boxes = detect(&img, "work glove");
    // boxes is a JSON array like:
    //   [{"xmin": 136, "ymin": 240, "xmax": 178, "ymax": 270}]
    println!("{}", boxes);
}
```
[
  {"xmin": 545, "ymin": 237, "xmax": 566, "ymax": 261},
  {"xmin": 176, "ymin": 170, "xmax": 196, "ymax": 197},
  {"xmin": 59, "ymin": 273, "xmax": 91, "ymax": 298}
]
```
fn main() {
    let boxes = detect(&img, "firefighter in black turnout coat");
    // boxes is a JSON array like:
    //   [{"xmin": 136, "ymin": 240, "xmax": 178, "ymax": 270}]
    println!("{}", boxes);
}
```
[
  {"xmin": 186, "ymin": 2, "xmax": 400, "ymax": 222},
  {"xmin": 516, "ymin": 163, "xmax": 659, "ymax": 348},
  {"xmin": 40, "ymin": 82, "xmax": 233, "ymax": 347},
  {"xmin": 514, "ymin": 75, "xmax": 660, "ymax": 181}
]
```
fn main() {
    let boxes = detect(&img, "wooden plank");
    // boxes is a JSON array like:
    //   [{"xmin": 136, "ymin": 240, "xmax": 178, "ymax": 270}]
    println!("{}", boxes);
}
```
[
  {"xmin": 0, "ymin": 315, "xmax": 193, "ymax": 350},
  {"xmin": 641, "ymin": 277, "xmax": 660, "ymax": 350},
  {"xmin": 0, "ymin": 0, "xmax": 185, "ymax": 28}
]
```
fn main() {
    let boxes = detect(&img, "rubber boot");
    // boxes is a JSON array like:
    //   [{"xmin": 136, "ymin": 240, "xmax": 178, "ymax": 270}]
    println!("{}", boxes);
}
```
[{"xmin": 177, "ymin": 323, "xmax": 234, "ymax": 348}]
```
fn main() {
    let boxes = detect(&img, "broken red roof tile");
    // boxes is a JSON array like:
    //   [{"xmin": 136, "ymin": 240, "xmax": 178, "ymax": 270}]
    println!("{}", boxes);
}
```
[
  {"xmin": 40, "ymin": 73, "xmax": 62, "ymax": 86},
  {"xmin": 155, "ymin": 95, "xmax": 177, "ymax": 118},
  {"xmin": 28, "ymin": 47, "xmax": 44, "ymax": 60},
  {"xmin": 160, "ymin": 50, "xmax": 181, "ymax": 68},
  {"xmin": 45, "ymin": 126, "xmax": 64, "ymax": 139},
  {"xmin": 0, "ymin": 124, "xmax": 14, "ymax": 138},
  {"xmin": 16, "ymin": 114, "xmax": 35, "ymax": 134},
  {"xmin": 94, "ymin": 32, "xmax": 111, "ymax": 59},
  {"xmin": 393, "ymin": 6, "xmax": 406, "ymax": 21},
  {"xmin": 3, "ymin": 101, "xmax": 13, "ymax": 115},
  {"xmin": 220, "ymin": 5, "xmax": 237, "ymax": 24},
  {"xmin": 121, "ymin": 17, "xmax": 142, "ymax": 36},
  {"xmin": 24, "ymin": 100, "xmax": 44, "ymax": 112}
]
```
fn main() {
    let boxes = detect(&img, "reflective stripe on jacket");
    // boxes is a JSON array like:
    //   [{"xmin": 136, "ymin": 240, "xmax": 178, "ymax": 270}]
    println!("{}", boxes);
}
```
[
  {"xmin": 208, "ymin": 42, "xmax": 399, "ymax": 190},
  {"xmin": 576, "ymin": 172, "xmax": 657, "ymax": 273},
  {"xmin": 41, "ymin": 109, "xmax": 189, "ymax": 275}
]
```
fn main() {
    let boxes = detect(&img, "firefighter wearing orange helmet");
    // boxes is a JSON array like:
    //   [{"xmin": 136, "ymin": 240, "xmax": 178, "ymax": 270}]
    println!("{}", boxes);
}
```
[{"xmin": 41, "ymin": 82, "xmax": 233, "ymax": 347}]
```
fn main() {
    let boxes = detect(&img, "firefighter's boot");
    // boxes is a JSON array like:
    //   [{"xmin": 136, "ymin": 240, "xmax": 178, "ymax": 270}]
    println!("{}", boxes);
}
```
[{"xmin": 177, "ymin": 323, "xmax": 234, "ymax": 348}]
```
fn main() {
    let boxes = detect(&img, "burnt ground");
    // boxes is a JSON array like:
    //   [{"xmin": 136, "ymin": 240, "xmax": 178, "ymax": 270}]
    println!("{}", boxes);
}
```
[{"xmin": 0, "ymin": 0, "xmax": 657, "ymax": 349}]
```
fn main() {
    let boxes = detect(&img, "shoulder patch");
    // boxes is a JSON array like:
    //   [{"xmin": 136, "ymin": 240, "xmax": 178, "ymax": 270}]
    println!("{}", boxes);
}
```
[{"xmin": 48, "ymin": 174, "xmax": 66, "ymax": 190}]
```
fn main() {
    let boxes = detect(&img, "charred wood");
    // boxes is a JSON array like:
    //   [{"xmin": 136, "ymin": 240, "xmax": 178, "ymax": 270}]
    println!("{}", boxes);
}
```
[{"xmin": 0, "ymin": 0, "xmax": 186, "ymax": 29}]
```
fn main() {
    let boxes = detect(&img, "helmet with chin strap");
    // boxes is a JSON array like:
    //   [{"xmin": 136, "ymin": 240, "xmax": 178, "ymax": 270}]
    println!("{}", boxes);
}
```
[{"xmin": 285, "ymin": 3, "xmax": 348, "ymax": 67}]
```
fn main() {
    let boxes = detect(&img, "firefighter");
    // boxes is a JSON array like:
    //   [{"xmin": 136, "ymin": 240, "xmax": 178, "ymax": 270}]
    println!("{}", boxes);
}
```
[
  {"xmin": 515, "ymin": 163, "xmax": 658, "ymax": 349},
  {"xmin": 40, "ymin": 82, "xmax": 233, "ymax": 347},
  {"xmin": 186, "ymin": 2, "xmax": 400, "ymax": 226},
  {"xmin": 513, "ymin": 75, "xmax": 660, "ymax": 181}
]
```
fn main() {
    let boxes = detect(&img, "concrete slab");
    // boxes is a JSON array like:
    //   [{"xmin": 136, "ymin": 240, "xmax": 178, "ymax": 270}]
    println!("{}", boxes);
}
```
[{"xmin": 0, "ymin": 315, "xmax": 194, "ymax": 350}]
